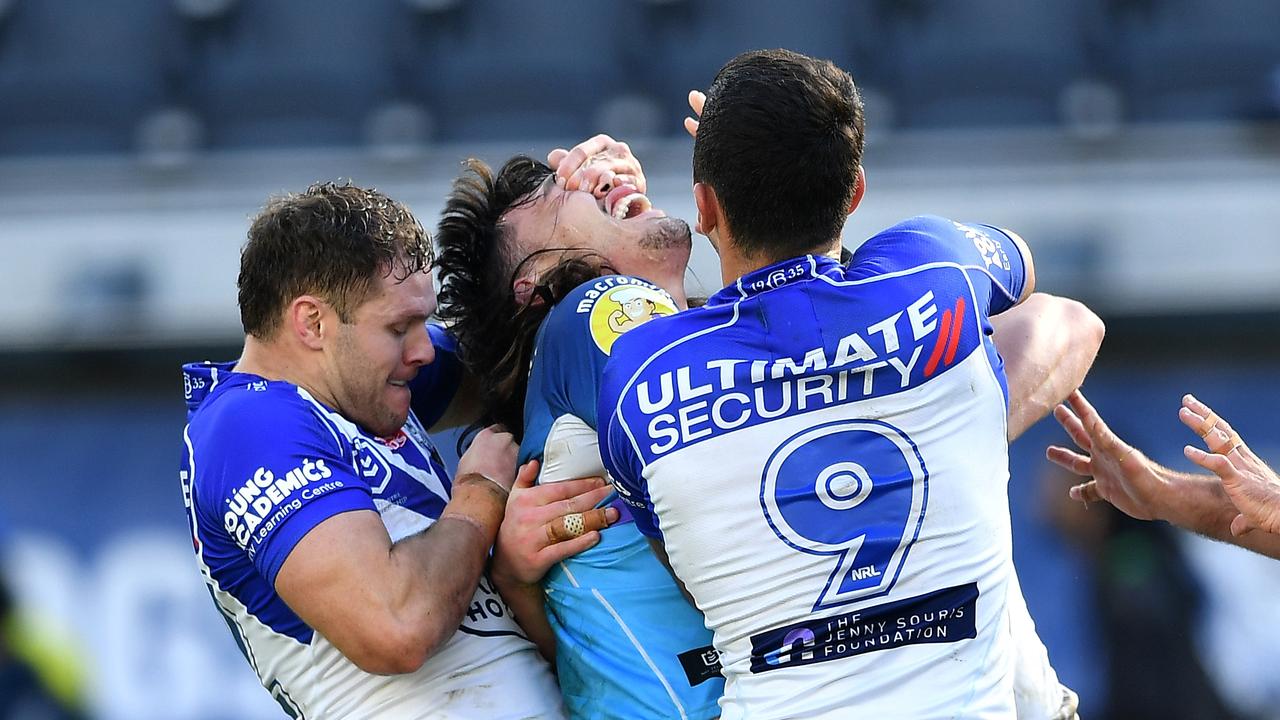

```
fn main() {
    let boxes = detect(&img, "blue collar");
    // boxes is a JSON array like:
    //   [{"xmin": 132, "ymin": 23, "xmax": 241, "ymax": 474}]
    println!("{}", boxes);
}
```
[{"xmin": 706, "ymin": 254, "xmax": 843, "ymax": 307}]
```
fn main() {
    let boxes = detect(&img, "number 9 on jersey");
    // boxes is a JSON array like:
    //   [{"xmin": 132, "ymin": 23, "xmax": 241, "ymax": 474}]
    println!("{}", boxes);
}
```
[{"xmin": 759, "ymin": 419, "xmax": 929, "ymax": 611}]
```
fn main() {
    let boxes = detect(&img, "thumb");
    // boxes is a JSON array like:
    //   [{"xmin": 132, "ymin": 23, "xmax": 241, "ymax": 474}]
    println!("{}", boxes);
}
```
[
  {"xmin": 514, "ymin": 459, "xmax": 540, "ymax": 490},
  {"xmin": 1230, "ymin": 512, "xmax": 1254, "ymax": 537}
]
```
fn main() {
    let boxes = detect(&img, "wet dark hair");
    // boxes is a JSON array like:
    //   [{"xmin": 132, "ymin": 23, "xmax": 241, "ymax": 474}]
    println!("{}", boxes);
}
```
[
  {"xmin": 434, "ymin": 157, "xmax": 613, "ymax": 439},
  {"xmin": 238, "ymin": 181, "xmax": 432, "ymax": 338},
  {"xmin": 693, "ymin": 48, "xmax": 865, "ymax": 262}
]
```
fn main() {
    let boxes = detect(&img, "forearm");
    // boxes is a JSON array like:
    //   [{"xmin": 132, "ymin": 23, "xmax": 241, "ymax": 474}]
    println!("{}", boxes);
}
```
[
  {"xmin": 493, "ymin": 575, "xmax": 557, "ymax": 662},
  {"xmin": 1156, "ymin": 468, "xmax": 1280, "ymax": 559},
  {"xmin": 993, "ymin": 293, "xmax": 1104, "ymax": 442},
  {"xmin": 387, "ymin": 478, "xmax": 507, "ymax": 657}
]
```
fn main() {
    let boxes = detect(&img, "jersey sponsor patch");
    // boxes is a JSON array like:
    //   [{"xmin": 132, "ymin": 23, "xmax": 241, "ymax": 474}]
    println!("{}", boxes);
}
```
[
  {"xmin": 576, "ymin": 276, "xmax": 677, "ymax": 355},
  {"xmin": 749, "ymin": 582, "xmax": 978, "ymax": 673},
  {"xmin": 677, "ymin": 644, "xmax": 724, "ymax": 687}
]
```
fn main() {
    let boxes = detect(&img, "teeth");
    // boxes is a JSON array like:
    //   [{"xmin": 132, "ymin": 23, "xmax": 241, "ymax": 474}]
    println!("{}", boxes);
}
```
[
  {"xmin": 389, "ymin": 380, "xmax": 407, "ymax": 387},
  {"xmin": 612, "ymin": 193, "xmax": 644, "ymax": 219}
]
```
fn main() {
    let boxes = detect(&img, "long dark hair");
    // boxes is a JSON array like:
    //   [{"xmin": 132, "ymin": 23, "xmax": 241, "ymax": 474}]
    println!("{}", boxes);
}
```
[{"xmin": 434, "ymin": 157, "xmax": 613, "ymax": 440}]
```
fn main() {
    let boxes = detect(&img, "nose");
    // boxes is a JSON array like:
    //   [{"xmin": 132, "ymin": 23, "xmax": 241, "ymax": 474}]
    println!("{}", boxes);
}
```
[{"xmin": 406, "ymin": 323, "xmax": 435, "ymax": 368}]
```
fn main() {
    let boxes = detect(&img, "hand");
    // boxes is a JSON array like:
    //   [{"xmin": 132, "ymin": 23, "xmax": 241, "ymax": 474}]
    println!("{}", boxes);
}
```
[
  {"xmin": 492, "ymin": 460, "xmax": 619, "ymax": 585},
  {"xmin": 456, "ymin": 425, "xmax": 518, "ymax": 493},
  {"xmin": 1046, "ymin": 390, "xmax": 1169, "ymax": 521},
  {"xmin": 546, "ymin": 134, "xmax": 645, "ymax": 197},
  {"xmin": 684, "ymin": 89, "xmax": 706, "ymax": 139},
  {"xmin": 1180, "ymin": 394, "xmax": 1280, "ymax": 536}
]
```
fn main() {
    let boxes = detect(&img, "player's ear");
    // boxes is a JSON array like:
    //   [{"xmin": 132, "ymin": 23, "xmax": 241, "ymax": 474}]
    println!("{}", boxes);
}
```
[
  {"xmin": 693, "ymin": 182, "xmax": 720, "ymax": 238},
  {"xmin": 290, "ymin": 296, "xmax": 328, "ymax": 350},
  {"xmin": 847, "ymin": 166, "xmax": 866, "ymax": 216}
]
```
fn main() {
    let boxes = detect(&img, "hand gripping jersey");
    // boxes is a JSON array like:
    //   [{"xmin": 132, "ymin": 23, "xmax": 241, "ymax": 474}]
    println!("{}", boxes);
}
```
[
  {"xmin": 519, "ymin": 275, "xmax": 724, "ymax": 720},
  {"xmin": 179, "ymin": 362, "xmax": 563, "ymax": 720},
  {"xmin": 600, "ymin": 216, "xmax": 1032, "ymax": 719}
]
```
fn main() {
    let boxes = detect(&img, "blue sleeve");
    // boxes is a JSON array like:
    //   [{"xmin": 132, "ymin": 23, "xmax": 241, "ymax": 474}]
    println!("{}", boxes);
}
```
[
  {"xmin": 850, "ymin": 215, "xmax": 1028, "ymax": 317},
  {"xmin": 194, "ymin": 391, "xmax": 375, "ymax": 586},
  {"xmin": 598, "ymin": 335, "xmax": 663, "ymax": 540},
  {"xmin": 520, "ymin": 275, "xmax": 679, "ymax": 465},
  {"xmin": 409, "ymin": 323, "xmax": 462, "ymax": 428}
]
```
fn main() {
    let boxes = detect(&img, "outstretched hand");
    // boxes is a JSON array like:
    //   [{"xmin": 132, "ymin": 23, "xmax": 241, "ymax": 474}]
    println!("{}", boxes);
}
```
[
  {"xmin": 1179, "ymin": 394, "xmax": 1280, "ymax": 536},
  {"xmin": 1046, "ymin": 390, "xmax": 1168, "ymax": 521},
  {"xmin": 546, "ymin": 134, "xmax": 645, "ymax": 197}
]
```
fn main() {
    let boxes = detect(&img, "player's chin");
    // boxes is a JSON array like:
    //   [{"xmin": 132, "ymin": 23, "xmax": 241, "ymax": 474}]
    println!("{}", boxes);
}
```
[
  {"xmin": 385, "ymin": 383, "xmax": 412, "ymax": 418},
  {"xmin": 640, "ymin": 217, "xmax": 692, "ymax": 250}
]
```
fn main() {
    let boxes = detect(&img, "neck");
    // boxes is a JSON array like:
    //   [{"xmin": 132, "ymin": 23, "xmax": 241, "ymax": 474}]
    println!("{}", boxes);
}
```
[
  {"xmin": 235, "ymin": 335, "xmax": 337, "ymax": 408},
  {"xmin": 645, "ymin": 264, "xmax": 689, "ymax": 310},
  {"xmin": 719, "ymin": 237, "xmax": 842, "ymax": 288}
]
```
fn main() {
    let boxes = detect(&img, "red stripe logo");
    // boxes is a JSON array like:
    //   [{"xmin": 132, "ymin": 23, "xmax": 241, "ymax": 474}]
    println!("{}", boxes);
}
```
[{"xmin": 924, "ymin": 297, "xmax": 967, "ymax": 378}]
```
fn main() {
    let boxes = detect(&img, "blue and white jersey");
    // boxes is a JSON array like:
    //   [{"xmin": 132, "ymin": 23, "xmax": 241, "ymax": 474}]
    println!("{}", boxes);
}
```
[
  {"xmin": 520, "ymin": 276, "xmax": 724, "ymax": 720},
  {"xmin": 180, "ymin": 361, "xmax": 563, "ymax": 720},
  {"xmin": 600, "ymin": 216, "xmax": 1028, "ymax": 719}
]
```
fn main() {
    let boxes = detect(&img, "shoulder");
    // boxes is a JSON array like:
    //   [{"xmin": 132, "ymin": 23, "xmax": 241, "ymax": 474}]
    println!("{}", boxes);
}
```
[
  {"xmin": 188, "ymin": 382, "xmax": 347, "ymax": 496},
  {"xmin": 542, "ymin": 275, "xmax": 679, "ymax": 359}
]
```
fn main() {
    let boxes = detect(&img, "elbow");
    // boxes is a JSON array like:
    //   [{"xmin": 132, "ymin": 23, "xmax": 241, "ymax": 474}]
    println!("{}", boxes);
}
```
[
  {"xmin": 1069, "ymin": 299, "xmax": 1106, "ymax": 355},
  {"xmin": 345, "ymin": 619, "xmax": 452, "ymax": 676}
]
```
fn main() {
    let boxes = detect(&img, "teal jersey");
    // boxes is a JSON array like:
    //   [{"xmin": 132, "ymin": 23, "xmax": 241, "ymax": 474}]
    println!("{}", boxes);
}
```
[{"xmin": 520, "ymin": 276, "xmax": 723, "ymax": 720}]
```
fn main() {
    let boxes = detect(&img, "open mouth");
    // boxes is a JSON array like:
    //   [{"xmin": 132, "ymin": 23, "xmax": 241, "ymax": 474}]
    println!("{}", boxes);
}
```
[{"xmin": 605, "ymin": 184, "xmax": 653, "ymax": 220}]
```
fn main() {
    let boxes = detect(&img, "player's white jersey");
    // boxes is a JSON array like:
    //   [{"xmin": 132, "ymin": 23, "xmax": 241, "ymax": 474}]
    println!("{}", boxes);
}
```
[
  {"xmin": 181, "ymin": 361, "xmax": 563, "ymax": 719},
  {"xmin": 601, "ymin": 216, "xmax": 1029, "ymax": 719}
]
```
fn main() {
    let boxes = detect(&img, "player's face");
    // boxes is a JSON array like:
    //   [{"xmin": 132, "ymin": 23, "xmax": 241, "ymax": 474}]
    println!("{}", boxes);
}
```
[
  {"xmin": 504, "ymin": 176, "xmax": 691, "ymax": 284},
  {"xmin": 328, "ymin": 269, "xmax": 435, "ymax": 438}
]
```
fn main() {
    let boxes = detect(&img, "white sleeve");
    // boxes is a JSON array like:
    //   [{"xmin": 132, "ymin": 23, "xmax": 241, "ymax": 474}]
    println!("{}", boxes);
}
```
[
  {"xmin": 1009, "ymin": 571, "xmax": 1079, "ymax": 720},
  {"xmin": 538, "ymin": 414, "xmax": 609, "ymax": 483}
]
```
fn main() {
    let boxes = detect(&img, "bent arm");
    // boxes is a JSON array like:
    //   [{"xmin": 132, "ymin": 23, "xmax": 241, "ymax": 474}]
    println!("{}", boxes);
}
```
[
  {"xmin": 274, "ymin": 477, "xmax": 508, "ymax": 675},
  {"xmin": 992, "ymin": 293, "xmax": 1105, "ymax": 442}
]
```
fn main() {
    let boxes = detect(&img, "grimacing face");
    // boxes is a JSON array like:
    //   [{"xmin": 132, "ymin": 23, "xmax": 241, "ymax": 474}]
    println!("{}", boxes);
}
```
[
  {"xmin": 327, "ymin": 270, "xmax": 436, "ymax": 438},
  {"xmin": 502, "ymin": 177, "xmax": 692, "ymax": 289}
]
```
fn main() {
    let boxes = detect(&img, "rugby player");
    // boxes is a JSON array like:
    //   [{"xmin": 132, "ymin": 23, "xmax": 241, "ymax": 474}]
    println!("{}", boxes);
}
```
[
  {"xmin": 179, "ymin": 182, "xmax": 609, "ymax": 718},
  {"xmin": 432, "ymin": 121, "xmax": 1097, "ymax": 717},
  {"xmin": 597, "ymin": 49, "xmax": 1094, "ymax": 718}
]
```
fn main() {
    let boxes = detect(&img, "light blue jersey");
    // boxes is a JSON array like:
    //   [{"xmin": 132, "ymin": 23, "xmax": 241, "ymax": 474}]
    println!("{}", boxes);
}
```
[{"xmin": 520, "ymin": 275, "xmax": 724, "ymax": 720}]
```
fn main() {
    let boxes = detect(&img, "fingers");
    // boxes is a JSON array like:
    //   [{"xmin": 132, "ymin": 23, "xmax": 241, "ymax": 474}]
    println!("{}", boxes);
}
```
[
  {"xmin": 544, "ymin": 506, "xmax": 618, "ymax": 543},
  {"xmin": 1185, "ymin": 444, "xmax": 1237, "ymax": 477},
  {"xmin": 547, "ymin": 148, "xmax": 569, "ymax": 168},
  {"xmin": 523, "ymin": 475, "xmax": 609, "ymax": 506},
  {"xmin": 685, "ymin": 90, "xmax": 706, "ymax": 139},
  {"xmin": 1046, "ymin": 445, "xmax": 1092, "ymax": 476},
  {"xmin": 1068, "ymin": 481, "xmax": 1102, "ymax": 504},
  {"xmin": 1052, "ymin": 404, "xmax": 1093, "ymax": 453},
  {"xmin": 555, "ymin": 134, "xmax": 623, "ymax": 186},
  {"xmin": 688, "ymin": 89, "xmax": 705, "ymax": 116},
  {"xmin": 512, "ymin": 459, "xmax": 539, "ymax": 491},
  {"xmin": 538, "ymin": 530, "xmax": 603, "ymax": 564}
]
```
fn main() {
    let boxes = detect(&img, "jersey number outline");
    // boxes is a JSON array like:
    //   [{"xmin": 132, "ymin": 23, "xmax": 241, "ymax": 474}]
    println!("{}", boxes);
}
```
[{"xmin": 759, "ymin": 419, "xmax": 928, "ymax": 612}]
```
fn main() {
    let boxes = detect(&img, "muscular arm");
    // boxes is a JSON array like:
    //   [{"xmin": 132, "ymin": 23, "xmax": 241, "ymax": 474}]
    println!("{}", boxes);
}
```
[
  {"xmin": 992, "ymin": 293, "xmax": 1105, "ymax": 442},
  {"xmin": 274, "ymin": 428, "xmax": 515, "ymax": 675}
]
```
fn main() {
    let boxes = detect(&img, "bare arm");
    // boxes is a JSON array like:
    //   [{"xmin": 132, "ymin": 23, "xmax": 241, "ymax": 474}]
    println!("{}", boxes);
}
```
[
  {"xmin": 1048, "ymin": 391, "xmax": 1280, "ymax": 560},
  {"xmin": 274, "ymin": 426, "xmax": 516, "ymax": 675},
  {"xmin": 991, "ymin": 293, "xmax": 1105, "ymax": 442}
]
